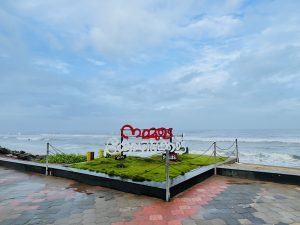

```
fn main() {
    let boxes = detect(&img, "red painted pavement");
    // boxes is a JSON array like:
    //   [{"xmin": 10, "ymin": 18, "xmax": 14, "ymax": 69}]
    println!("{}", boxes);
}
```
[{"xmin": 112, "ymin": 176, "xmax": 230, "ymax": 225}]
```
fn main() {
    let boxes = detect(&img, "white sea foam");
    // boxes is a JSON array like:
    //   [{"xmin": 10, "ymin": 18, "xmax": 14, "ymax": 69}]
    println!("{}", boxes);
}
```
[
  {"xmin": 1, "ymin": 131, "xmax": 300, "ymax": 168},
  {"xmin": 185, "ymin": 136, "xmax": 300, "ymax": 144},
  {"xmin": 238, "ymin": 152, "xmax": 300, "ymax": 168}
]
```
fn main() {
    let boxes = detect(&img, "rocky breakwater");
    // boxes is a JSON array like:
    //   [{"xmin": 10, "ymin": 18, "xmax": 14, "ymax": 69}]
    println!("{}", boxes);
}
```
[{"xmin": 0, "ymin": 146, "xmax": 45, "ymax": 161}]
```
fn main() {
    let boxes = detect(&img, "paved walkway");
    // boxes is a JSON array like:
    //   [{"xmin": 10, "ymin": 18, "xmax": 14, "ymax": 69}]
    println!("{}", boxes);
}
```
[
  {"xmin": 220, "ymin": 163, "xmax": 300, "ymax": 175},
  {"xmin": 0, "ymin": 167, "xmax": 299, "ymax": 225}
]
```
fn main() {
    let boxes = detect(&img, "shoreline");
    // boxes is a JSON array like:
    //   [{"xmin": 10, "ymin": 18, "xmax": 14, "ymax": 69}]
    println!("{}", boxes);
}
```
[{"xmin": 0, "ymin": 146, "xmax": 44, "ymax": 161}]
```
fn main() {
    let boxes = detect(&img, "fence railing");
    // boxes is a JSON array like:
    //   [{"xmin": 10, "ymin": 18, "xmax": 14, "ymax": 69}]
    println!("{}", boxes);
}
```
[
  {"xmin": 45, "ymin": 139, "xmax": 240, "ymax": 201},
  {"xmin": 165, "ymin": 139, "xmax": 239, "ymax": 201},
  {"xmin": 45, "ymin": 142, "xmax": 68, "ymax": 176}
]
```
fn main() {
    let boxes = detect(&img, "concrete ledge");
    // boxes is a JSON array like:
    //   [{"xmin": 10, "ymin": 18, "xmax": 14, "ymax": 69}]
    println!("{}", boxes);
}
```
[
  {"xmin": 217, "ymin": 166, "xmax": 300, "ymax": 185},
  {"xmin": 0, "ymin": 157, "xmax": 46, "ymax": 174},
  {"xmin": 169, "ymin": 158, "xmax": 237, "ymax": 197},
  {"xmin": 0, "ymin": 157, "xmax": 238, "ymax": 200},
  {"xmin": 170, "ymin": 167, "xmax": 214, "ymax": 197},
  {"xmin": 0, "ymin": 157, "xmax": 166, "ymax": 199}
]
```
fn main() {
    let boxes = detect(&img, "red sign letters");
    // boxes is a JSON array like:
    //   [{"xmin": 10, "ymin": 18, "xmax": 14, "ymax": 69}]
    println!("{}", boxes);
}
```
[{"xmin": 121, "ymin": 124, "xmax": 173, "ymax": 140}]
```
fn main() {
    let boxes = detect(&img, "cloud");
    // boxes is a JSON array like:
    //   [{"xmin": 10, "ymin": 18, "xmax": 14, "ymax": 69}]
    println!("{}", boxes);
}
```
[
  {"xmin": 34, "ymin": 59, "xmax": 71, "ymax": 74},
  {"xmin": 87, "ymin": 58, "xmax": 105, "ymax": 66},
  {"xmin": 268, "ymin": 73, "xmax": 300, "ymax": 84},
  {"xmin": 168, "ymin": 49, "xmax": 238, "ymax": 81},
  {"xmin": 1, "ymin": 0, "xmax": 300, "ymax": 132},
  {"xmin": 276, "ymin": 98, "xmax": 300, "ymax": 112},
  {"xmin": 184, "ymin": 15, "xmax": 240, "ymax": 38},
  {"xmin": 8, "ymin": 0, "xmax": 242, "ymax": 61}
]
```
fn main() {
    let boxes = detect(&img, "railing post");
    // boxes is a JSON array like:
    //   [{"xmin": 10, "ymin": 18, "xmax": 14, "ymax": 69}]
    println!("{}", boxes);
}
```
[
  {"xmin": 213, "ymin": 142, "xmax": 217, "ymax": 175},
  {"xmin": 165, "ymin": 149, "xmax": 170, "ymax": 202},
  {"xmin": 46, "ymin": 142, "xmax": 49, "ymax": 176},
  {"xmin": 235, "ymin": 139, "xmax": 239, "ymax": 163}
]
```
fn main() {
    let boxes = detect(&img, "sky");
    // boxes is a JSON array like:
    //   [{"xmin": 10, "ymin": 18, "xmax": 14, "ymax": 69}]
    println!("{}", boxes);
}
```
[{"xmin": 0, "ymin": 0, "xmax": 300, "ymax": 133}]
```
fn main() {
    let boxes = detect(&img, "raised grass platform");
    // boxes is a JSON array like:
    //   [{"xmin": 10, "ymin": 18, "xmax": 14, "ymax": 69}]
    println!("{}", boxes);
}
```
[
  {"xmin": 71, "ymin": 154, "xmax": 227, "ymax": 182},
  {"xmin": 0, "ymin": 155, "xmax": 233, "ymax": 200}
]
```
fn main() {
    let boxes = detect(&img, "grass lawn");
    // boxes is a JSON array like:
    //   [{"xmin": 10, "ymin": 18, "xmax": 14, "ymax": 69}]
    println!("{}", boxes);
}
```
[
  {"xmin": 71, "ymin": 154, "xmax": 227, "ymax": 182},
  {"xmin": 40, "ymin": 153, "xmax": 86, "ymax": 164}
]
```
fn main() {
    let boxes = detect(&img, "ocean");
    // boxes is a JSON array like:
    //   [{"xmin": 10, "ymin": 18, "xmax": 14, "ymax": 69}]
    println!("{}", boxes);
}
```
[{"xmin": 0, "ymin": 129, "xmax": 299, "ymax": 168}]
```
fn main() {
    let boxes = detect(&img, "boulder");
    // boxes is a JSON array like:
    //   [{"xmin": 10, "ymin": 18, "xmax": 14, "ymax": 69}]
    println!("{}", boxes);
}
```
[
  {"xmin": 35, "ymin": 155, "xmax": 46, "ymax": 161},
  {"xmin": 0, "ymin": 147, "xmax": 11, "ymax": 155},
  {"xmin": 17, "ymin": 153, "xmax": 31, "ymax": 161},
  {"xmin": 0, "ymin": 147, "xmax": 44, "ymax": 161}
]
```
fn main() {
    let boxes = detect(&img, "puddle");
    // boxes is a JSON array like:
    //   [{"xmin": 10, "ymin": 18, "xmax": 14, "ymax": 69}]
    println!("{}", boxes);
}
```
[{"xmin": 66, "ymin": 183, "xmax": 94, "ymax": 195}]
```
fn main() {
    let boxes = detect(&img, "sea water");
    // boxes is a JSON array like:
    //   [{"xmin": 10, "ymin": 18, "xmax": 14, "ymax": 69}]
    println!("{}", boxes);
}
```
[{"xmin": 0, "ymin": 129, "xmax": 299, "ymax": 168}]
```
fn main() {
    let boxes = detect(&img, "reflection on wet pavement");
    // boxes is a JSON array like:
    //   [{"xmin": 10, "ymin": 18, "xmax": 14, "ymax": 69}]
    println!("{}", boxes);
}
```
[{"xmin": 0, "ymin": 166, "xmax": 299, "ymax": 225}]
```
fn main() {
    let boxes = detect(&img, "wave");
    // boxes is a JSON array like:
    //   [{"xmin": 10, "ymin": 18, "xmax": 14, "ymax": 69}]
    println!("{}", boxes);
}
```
[
  {"xmin": 2, "ymin": 133, "xmax": 300, "ymax": 144},
  {"xmin": 185, "ymin": 136, "xmax": 300, "ymax": 144},
  {"xmin": 1, "ymin": 133, "xmax": 299, "ymax": 168},
  {"xmin": 239, "ymin": 152, "xmax": 300, "ymax": 166},
  {"xmin": 0, "ymin": 134, "xmax": 115, "ymax": 141},
  {"xmin": 16, "ymin": 137, "xmax": 49, "ymax": 141},
  {"xmin": 240, "ymin": 152, "xmax": 294, "ymax": 159}
]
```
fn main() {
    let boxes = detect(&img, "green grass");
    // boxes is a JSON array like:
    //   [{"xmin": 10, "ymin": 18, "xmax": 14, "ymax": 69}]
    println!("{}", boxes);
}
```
[
  {"xmin": 40, "ymin": 153, "xmax": 86, "ymax": 164},
  {"xmin": 71, "ymin": 154, "xmax": 227, "ymax": 182}
]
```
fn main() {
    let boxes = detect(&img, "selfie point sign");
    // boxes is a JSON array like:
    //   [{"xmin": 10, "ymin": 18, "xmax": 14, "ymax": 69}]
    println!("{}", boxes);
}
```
[{"xmin": 104, "ymin": 124, "xmax": 187, "ymax": 156}]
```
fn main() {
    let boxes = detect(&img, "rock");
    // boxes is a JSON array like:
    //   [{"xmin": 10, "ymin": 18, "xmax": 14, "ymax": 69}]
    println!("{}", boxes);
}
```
[
  {"xmin": 0, "ymin": 147, "xmax": 11, "ymax": 154},
  {"xmin": 17, "ymin": 153, "xmax": 31, "ymax": 160},
  {"xmin": 0, "ymin": 147, "xmax": 44, "ymax": 161},
  {"xmin": 7, "ymin": 154, "xmax": 17, "ymax": 158},
  {"xmin": 35, "ymin": 155, "xmax": 46, "ymax": 161},
  {"xmin": 11, "ymin": 151, "xmax": 20, "ymax": 156}
]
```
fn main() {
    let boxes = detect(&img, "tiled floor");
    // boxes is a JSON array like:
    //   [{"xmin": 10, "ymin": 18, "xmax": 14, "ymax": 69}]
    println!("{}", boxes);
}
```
[{"xmin": 0, "ymin": 167, "xmax": 299, "ymax": 225}]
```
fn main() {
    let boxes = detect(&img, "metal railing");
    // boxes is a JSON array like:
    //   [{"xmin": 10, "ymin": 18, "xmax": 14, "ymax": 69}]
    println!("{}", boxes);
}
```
[
  {"xmin": 45, "ymin": 142, "xmax": 67, "ymax": 176},
  {"xmin": 164, "ymin": 139, "xmax": 239, "ymax": 201},
  {"xmin": 45, "ymin": 139, "xmax": 240, "ymax": 202}
]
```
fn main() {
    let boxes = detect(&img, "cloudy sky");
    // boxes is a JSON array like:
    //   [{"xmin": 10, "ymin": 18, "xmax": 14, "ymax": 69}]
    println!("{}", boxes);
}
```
[{"xmin": 1, "ymin": 0, "xmax": 300, "ymax": 133}]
